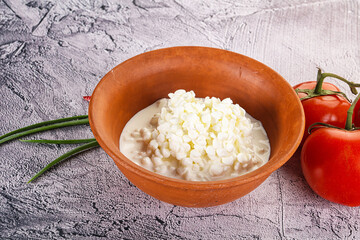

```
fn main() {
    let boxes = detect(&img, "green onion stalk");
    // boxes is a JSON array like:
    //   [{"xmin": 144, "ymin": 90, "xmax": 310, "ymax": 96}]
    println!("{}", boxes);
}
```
[{"xmin": 0, "ymin": 115, "xmax": 100, "ymax": 183}]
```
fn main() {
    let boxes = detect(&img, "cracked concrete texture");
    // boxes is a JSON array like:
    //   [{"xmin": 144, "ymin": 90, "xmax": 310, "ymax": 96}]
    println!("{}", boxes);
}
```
[{"xmin": 1, "ymin": 0, "xmax": 360, "ymax": 239}]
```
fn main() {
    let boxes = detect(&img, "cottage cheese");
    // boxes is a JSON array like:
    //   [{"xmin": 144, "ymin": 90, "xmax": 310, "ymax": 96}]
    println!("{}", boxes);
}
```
[{"xmin": 119, "ymin": 90, "xmax": 270, "ymax": 181}]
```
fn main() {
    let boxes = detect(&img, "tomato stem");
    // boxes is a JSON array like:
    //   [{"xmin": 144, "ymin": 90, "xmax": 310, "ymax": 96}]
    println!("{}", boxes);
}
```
[
  {"xmin": 321, "ymin": 73, "xmax": 359, "ymax": 95},
  {"xmin": 296, "ymin": 68, "xmax": 360, "ymax": 102},
  {"xmin": 314, "ymin": 69, "xmax": 360, "ymax": 95},
  {"xmin": 314, "ymin": 68, "xmax": 324, "ymax": 94},
  {"xmin": 345, "ymin": 93, "xmax": 360, "ymax": 130}
]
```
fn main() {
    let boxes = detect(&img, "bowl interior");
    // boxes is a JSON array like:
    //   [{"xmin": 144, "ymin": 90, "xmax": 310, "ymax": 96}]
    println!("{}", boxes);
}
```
[{"xmin": 89, "ymin": 47, "xmax": 304, "ymax": 185}]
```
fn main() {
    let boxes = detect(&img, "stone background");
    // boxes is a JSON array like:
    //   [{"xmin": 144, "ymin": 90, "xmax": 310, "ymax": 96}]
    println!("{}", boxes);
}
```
[{"xmin": 1, "ymin": 0, "xmax": 360, "ymax": 239}]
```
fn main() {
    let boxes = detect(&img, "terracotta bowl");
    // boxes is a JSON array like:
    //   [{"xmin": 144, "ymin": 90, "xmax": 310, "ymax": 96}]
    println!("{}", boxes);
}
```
[{"xmin": 89, "ymin": 47, "xmax": 305, "ymax": 207}]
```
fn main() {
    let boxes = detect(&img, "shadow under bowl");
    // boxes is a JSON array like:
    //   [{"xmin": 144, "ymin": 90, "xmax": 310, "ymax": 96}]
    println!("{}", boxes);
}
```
[{"xmin": 89, "ymin": 46, "xmax": 305, "ymax": 207}]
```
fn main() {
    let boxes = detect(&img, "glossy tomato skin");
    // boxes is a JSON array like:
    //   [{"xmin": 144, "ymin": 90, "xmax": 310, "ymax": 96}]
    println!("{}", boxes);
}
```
[
  {"xmin": 293, "ymin": 81, "xmax": 351, "ymax": 145},
  {"xmin": 354, "ymin": 99, "xmax": 360, "ymax": 127},
  {"xmin": 301, "ymin": 128, "xmax": 360, "ymax": 206}
]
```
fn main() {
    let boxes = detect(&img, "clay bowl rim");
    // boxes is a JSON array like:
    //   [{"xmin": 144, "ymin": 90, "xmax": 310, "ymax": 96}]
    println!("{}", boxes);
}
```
[{"xmin": 89, "ymin": 46, "xmax": 305, "ymax": 190}]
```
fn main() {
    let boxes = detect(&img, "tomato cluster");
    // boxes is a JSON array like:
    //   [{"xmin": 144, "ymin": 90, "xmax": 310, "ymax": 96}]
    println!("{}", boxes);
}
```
[{"xmin": 294, "ymin": 70, "xmax": 360, "ymax": 207}]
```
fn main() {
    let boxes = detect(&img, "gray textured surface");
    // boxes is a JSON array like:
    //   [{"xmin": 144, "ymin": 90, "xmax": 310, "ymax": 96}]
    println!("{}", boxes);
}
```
[{"xmin": 1, "ymin": 0, "xmax": 360, "ymax": 239}]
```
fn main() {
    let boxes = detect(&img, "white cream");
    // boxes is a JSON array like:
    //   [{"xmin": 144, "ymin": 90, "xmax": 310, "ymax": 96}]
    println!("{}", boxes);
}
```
[{"xmin": 119, "ymin": 90, "xmax": 270, "ymax": 181}]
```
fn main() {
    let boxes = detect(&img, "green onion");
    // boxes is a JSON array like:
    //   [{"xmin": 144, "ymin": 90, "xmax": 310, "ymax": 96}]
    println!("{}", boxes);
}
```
[
  {"xmin": 1, "ymin": 114, "xmax": 100, "ymax": 183},
  {"xmin": 0, "ymin": 118, "xmax": 89, "ymax": 145},
  {"xmin": 28, "ymin": 140, "xmax": 99, "ymax": 183},
  {"xmin": 20, "ymin": 138, "xmax": 96, "ymax": 144},
  {"xmin": 0, "ymin": 115, "xmax": 88, "ymax": 141}
]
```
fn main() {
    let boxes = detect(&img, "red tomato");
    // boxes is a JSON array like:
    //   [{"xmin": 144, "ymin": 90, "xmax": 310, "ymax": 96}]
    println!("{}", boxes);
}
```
[
  {"xmin": 354, "ymin": 99, "xmax": 360, "ymax": 127},
  {"xmin": 293, "ymin": 81, "xmax": 351, "ymax": 145},
  {"xmin": 301, "ymin": 128, "xmax": 360, "ymax": 206}
]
